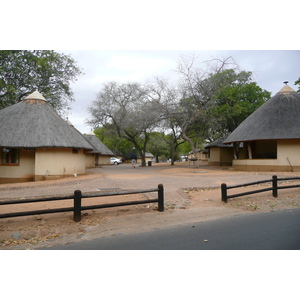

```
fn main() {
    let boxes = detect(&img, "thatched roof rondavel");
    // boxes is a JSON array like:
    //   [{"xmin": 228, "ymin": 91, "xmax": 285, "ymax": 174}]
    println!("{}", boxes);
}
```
[
  {"xmin": 224, "ymin": 84, "xmax": 300, "ymax": 144},
  {"xmin": 0, "ymin": 91, "xmax": 93, "ymax": 150}
]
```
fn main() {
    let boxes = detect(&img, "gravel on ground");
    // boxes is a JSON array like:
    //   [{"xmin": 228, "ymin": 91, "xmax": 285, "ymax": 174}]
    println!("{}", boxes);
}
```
[{"xmin": 1, "ymin": 162, "xmax": 300, "ymax": 249}]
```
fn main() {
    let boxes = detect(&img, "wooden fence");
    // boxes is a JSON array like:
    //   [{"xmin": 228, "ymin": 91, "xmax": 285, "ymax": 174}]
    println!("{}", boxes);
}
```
[
  {"xmin": 221, "ymin": 175, "xmax": 300, "ymax": 202},
  {"xmin": 0, "ymin": 184, "xmax": 164, "ymax": 222}
]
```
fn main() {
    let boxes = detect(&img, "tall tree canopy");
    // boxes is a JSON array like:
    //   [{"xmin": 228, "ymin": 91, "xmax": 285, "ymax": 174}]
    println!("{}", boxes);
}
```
[
  {"xmin": 0, "ymin": 50, "xmax": 83, "ymax": 112},
  {"xmin": 176, "ymin": 56, "xmax": 271, "ymax": 160},
  {"xmin": 88, "ymin": 81, "xmax": 159, "ymax": 166},
  {"xmin": 207, "ymin": 69, "xmax": 271, "ymax": 140}
]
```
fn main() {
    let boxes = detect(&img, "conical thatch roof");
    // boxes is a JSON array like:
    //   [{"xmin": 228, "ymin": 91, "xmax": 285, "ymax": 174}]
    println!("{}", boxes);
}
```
[
  {"xmin": 83, "ymin": 133, "xmax": 114, "ymax": 155},
  {"xmin": 0, "ymin": 91, "xmax": 93, "ymax": 149},
  {"xmin": 224, "ymin": 84, "xmax": 300, "ymax": 144}
]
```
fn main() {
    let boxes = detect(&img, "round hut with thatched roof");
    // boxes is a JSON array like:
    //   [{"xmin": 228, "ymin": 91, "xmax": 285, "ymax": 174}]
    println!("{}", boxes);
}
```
[
  {"xmin": 0, "ymin": 91, "xmax": 93, "ymax": 183},
  {"xmin": 224, "ymin": 83, "xmax": 300, "ymax": 172}
]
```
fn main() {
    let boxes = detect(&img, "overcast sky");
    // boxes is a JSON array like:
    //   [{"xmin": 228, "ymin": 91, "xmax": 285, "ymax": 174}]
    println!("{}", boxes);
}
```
[
  {"xmin": 2, "ymin": 2, "xmax": 299, "ymax": 134},
  {"xmin": 60, "ymin": 50, "xmax": 300, "ymax": 134}
]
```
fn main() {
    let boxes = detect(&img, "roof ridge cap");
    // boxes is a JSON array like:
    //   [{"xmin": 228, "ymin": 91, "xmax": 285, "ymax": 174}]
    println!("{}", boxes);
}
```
[
  {"xmin": 276, "ymin": 84, "xmax": 296, "ymax": 94},
  {"xmin": 24, "ymin": 90, "xmax": 47, "ymax": 102}
]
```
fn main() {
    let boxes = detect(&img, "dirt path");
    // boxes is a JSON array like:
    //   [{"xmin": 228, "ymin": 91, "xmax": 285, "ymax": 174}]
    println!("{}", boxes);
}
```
[{"xmin": 1, "ymin": 162, "xmax": 300, "ymax": 249}]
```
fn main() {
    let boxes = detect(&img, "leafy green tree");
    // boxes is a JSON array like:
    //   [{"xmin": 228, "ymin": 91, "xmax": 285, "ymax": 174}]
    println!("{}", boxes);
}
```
[
  {"xmin": 209, "ymin": 70, "xmax": 271, "ymax": 139},
  {"xmin": 295, "ymin": 77, "xmax": 300, "ymax": 92},
  {"xmin": 177, "ymin": 56, "xmax": 271, "ymax": 155},
  {"xmin": 147, "ymin": 132, "xmax": 169, "ymax": 163},
  {"xmin": 94, "ymin": 125, "xmax": 133, "ymax": 155},
  {"xmin": 0, "ymin": 50, "xmax": 83, "ymax": 112}
]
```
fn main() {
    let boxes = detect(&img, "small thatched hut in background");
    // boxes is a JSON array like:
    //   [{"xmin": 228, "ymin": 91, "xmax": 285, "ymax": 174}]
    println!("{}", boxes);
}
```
[
  {"xmin": 224, "ymin": 84, "xmax": 300, "ymax": 172},
  {"xmin": 0, "ymin": 91, "xmax": 93, "ymax": 183},
  {"xmin": 84, "ymin": 132, "xmax": 114, "ymax": 167},
  {"xmin": 187, "ymin": 149, "xmax": 208, "ymax": 161},
  {"xmin": 204, "ymin": 138, "xmax": 243, "ymax": 166}
]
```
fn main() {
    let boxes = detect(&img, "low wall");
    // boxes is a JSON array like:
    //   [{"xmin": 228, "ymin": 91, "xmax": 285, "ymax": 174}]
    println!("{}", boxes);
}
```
[{"xmin": 232, "ymin": 159, "xmax": 297, "ymax": 172}]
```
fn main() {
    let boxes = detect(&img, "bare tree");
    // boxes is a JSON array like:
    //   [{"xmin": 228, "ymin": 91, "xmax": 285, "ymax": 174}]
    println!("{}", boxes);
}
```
[
  {"xmin": 87, "ymin": 81, "xmax": 159, "ymax": 166},
  {"xmin": 147, "ymin": 77, "xmax": 187, "ymax": 165},
  {"xmin": 175, "ymin": 54, "xmax": 239, "ymax": 165}
]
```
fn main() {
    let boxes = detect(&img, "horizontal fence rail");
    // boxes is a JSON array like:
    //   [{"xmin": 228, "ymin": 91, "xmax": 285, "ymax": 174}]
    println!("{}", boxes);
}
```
[
  {"xmin": 0, "ymin": 184, "xmax": 164, "ymax": 222},
  {"xmin": 221, "ymin": 175, "xmax": 300, "ymax": 202}
]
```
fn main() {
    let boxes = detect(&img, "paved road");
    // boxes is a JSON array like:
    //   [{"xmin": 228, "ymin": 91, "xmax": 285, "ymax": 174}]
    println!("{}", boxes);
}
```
[{"xmin": 42, "ymin": 208, "xmax": 300, "ymax": 250}]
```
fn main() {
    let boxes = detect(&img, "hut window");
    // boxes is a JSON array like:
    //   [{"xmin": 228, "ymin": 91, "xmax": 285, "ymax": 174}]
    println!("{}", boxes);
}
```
[
  {"xmin": 72, "ymin": 148, "xmax": 79, "ymax": 154},
  {"xmin": 1, "ymin": 148, "xmax": 20, "ymax": 165}
]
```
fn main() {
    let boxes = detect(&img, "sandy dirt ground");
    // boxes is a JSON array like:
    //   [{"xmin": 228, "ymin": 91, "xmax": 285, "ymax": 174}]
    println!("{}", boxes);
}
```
[{"xmin": 1, "ymin": 162, "xmax": 300, "ymax": 249}]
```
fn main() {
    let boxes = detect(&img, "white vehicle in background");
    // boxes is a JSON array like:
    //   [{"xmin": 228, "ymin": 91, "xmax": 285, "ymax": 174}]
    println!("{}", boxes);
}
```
[{"xmin": 110, "ymin": 157, "xmax": 122, "ymax": 165}]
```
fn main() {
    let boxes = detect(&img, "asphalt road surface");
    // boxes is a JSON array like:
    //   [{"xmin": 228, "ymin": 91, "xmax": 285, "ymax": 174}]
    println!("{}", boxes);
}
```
[{"xmin": 42, "ymin": 208, "xmax": 300, "ymax": 250}]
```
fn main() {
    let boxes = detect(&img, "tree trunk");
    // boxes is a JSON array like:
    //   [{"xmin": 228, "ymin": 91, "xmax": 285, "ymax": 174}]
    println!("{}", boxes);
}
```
[
  {"xmin": 140, "ymin": 153, "xmax": 146, "ymax": 166},
  {"xmin": 182, "ymin": 130, "xmax": 199, "ymax": 168}
]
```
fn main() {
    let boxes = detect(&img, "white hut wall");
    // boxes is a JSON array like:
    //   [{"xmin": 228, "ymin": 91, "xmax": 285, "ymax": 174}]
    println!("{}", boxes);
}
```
[
  {"xmin": 34, "ymin": 148, "xmax": 86, "ymax": 180},
  {"xmin": 0, "ymin": 149, "xmax": 35, "ymax": 183}
]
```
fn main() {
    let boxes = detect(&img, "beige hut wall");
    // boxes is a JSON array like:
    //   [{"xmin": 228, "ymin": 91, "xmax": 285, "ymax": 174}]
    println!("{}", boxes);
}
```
[
  {"xmin": 98, "ymin": 155, "xmax": 111, "ymax": 165},
  {"xmin": 86, "ymin": 154, "xmax": 112, "ymax": 167},
  {"xmin": 34, "ymin": 148, "xmax": 86, "ymax": 180},
  {"xmin": 85, "ymin": 153, "xmax": 95, "ymax": 168},
  {"xmin": 200, "ymin": 152, "xmax": 208, "ymax": 161},
  {"xmin": 208, "ymin": 147, "xmax": 233, "ymax": 166},
  {"xmin": 232, "ymin": 140, "xmax": 300, "ymax": 172},
  {"xmin": 188, "ymin": 151, "xmax": 207, "ymax": 161},
  {"xmin": 277, "ymin": 140, "xmax": 300, "ymax": 170},
  {"xmin": 0, "ymin": 149, "xmax": 35, "ymax": 183},
  {"xmin": 207, "ymin": 148, "xmax": 221, "ymax": 166}
]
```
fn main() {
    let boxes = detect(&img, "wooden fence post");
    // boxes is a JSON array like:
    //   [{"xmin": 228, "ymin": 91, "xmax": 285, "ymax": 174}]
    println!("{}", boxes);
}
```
[
  {"xmin": 74, "ymin": 190, "xmax": 82, "ymax": 222},
  {"xmin": 158, "ymin": 184, "xmax": 164, "ymax": 212},
  {"xmin": 221, "ymin": 183, "xmax": 228, "ymax": 202},
  {"xmin": 272, "ymin": 175, "xmax": 278, "ymax": 198}
]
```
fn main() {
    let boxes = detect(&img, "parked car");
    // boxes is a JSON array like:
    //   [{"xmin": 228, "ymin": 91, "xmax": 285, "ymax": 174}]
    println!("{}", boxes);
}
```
[{"xmin": 110, "ymin": 157, "xmax": 122, "ymax": 165}]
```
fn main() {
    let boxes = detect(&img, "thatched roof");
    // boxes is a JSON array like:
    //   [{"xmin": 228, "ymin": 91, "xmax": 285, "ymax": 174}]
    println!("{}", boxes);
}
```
[
  {"xmin": 224, "ymin": 84, "xmax": 300, "ymax": 144},
  {"xmin": 83, "ymin": 133, "xmax": 114, "ymax": 155},
  {"xmin": 205, "ymin": 138, "xmax": 234, "ymax": 149},
  {"xmin": 0, "ymin": 91, "xmax": 93, "ymax": 150}
]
